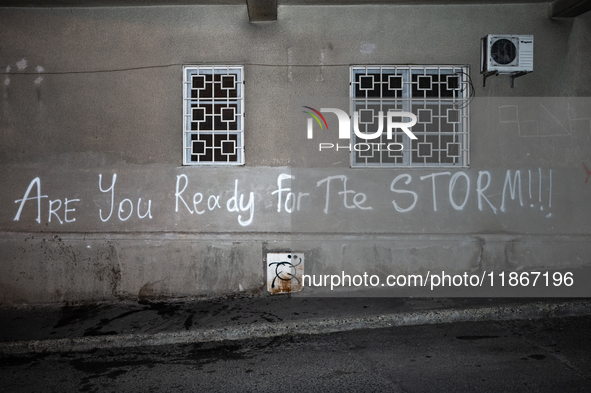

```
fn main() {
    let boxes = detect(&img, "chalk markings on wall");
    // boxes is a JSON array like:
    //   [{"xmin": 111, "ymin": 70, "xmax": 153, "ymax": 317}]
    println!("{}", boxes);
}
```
[
  {"xmin": 175, "ymin": 174, "xmax": 254, "ymax": 226},
  {"xmin": 3, "ymin": 61, "xmax": 46, "ymax": 89},
  {"xmin": 360, "ymin": 41, "xmax": 376, "ymax": 55},
  {"xmin": 226, "ymin": 179, "xmax": 255, "ymax": 226},
  {"xmin": 419, "ymin": 172, "xmax": 451, "ymax": 212},
  {"xmin": 388, "ymin": 169, "xmax": 552, "ymax": 217},
  {"xmin": 16, "ymin": 59, "xmax": 27, "ymax": 71},
  {"xmin": 499, "ymin": 104, "xmax": 571, "ymax": 137},
  {"xmin": 527, "ymin": 169, "xmax": 533, "ymax": 199},
  {"xmin": 287, "ymin": 48, "xmax": 293, "ymax": 82},
  {"xmin": 583, "ymin": 163, "xmax": 591, "ymax": 184},
  {"xmin": 524, "ymin": 168, "xmax": 552, "ymax": 217},
  {"xmin": 498, "ymin": 101, "xmax": 591, "ymax": 139},
  {"xmin": 13, "ymin": 178, "xmax": 46, "ymax": 223},
  {"xmin": 13, "ymin": 177, "xmax": 79, "ymax": 224},
  {"xmin": 390, "ymin": 174, "xmax": 417, "ymax": 213},
  {"xmin": 272, "ymin": 174, "xmax": 310, "ymax": 213},
  {"xmin": 476, "ymin": 171, "xmax": 497, "ymax": 214},
  {"xmin": 316, "ymin": 49, "xmax": 325, "ymax": 82},
  {"xmin": 549, "ymin": 170, "xmax": 552, "ymax": 212},
  {"xmin": 11, "ymin": 168, "xmax": 557, "ymax": 227},
  {"xmin": 34, "ymin": 66, "xmax": 44, "ymax": 85},
  {"xmin": 316, "ymin": 175, "xmax": 373, "ymax": 214},
  {"xmin": 539, "ymin": 167, "xmax": 542, "ymax": 203},
  {"xmin": 501, "ymin": 170, "xmax": 523, "ymax": 212},
  {"xmin": 448, "ymin": 172, "xmax": 470, "ymax": 211},
  {"xmin": 98, "ymin": 174, "xmax": 152, "ymax": 222}
]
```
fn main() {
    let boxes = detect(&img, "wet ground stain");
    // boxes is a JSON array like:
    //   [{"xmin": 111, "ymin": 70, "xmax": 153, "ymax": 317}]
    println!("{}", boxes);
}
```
[
  {"xmin": 52, "ymin": 301, "xmax": 192, "ymax": 336},
  {"xmin": 456, "ymin": 335, "xmax": 500, "ymax": 340},
  {"xmin": 53, "ymin": 305, "xmax": 105, "ymax": 329}
]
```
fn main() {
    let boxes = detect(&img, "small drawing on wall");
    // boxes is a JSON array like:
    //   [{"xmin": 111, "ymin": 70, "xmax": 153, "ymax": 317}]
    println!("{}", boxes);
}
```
[{"xmin": 266, "ymin": 252, "xmax": 304, "ymax": 295}]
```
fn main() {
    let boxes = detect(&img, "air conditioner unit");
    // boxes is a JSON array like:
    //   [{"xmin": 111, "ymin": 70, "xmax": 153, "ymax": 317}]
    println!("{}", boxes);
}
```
[
  {"xmin": 481, "ymin": 34, "xmax": 533, "ymax": 87},
  {"xmin": 481, "ymin": 34, "xmax": 533, "ymax": 73}
]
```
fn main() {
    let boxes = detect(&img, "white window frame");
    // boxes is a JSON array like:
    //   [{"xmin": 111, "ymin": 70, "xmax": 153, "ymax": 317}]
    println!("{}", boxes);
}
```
[{"xmin": 183, "ymin": 65, "xmax": 245, "ymax": 166}]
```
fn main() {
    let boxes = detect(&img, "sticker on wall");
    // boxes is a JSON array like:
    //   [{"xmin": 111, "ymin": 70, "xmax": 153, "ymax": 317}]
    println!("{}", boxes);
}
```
[{"xmin": 266, "ymin": 252, "xmax": 304, "ymax": 295}]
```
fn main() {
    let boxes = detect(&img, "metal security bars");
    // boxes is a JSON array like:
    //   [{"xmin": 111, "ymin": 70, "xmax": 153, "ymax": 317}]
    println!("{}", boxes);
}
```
[
  {"xmin": 350, "ymin": 65, "xmax": 470, "ymax": 168},
  {"xmin": 183, "ymin": 66, "xmax": 244, "ymax": 165}
]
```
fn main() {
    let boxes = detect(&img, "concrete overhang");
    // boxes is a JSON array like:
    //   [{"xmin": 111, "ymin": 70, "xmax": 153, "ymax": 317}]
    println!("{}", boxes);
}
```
[
  {"xmin": 0, "ymin": 0, "xmax": 554, "ymax": 7},
  {"xmin": 0, "ymin": 0, "xmax": 589, "ymax": 19},
  {"xmin": 551, "ymin": 0, "xmax": 591, "ymax": 17}
]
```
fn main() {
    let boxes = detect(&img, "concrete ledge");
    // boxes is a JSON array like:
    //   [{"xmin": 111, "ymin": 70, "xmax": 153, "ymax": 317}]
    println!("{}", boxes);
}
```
[{"xmin": 2, "ymin": 232, "xmax": 591, "ymax": 304}]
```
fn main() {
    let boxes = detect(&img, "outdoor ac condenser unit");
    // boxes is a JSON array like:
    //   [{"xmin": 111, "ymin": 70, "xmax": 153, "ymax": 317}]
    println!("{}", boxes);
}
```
[
  {"xmin": 481, "ymin": 34, "xmax": 533, "ymax": 73},
  {"xmin": 481, "ymin": 34, "xmax": 533, "ymax": 87}
]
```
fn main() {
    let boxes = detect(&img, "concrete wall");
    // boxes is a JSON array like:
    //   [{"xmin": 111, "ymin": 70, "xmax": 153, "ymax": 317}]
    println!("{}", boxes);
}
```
[{"xmin": 1, "ymin": 3, "xmax": 591, "ymax": 304}]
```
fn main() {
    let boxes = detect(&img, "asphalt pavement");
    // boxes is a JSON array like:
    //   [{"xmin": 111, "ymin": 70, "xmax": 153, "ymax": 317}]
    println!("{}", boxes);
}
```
[
  {"xmin": 1, "ymin": 311, "xmax": 591, "ymax": 392},
  {"xmin": 0, "ymin": 295, "xmax": 590, "ymax": 354}
]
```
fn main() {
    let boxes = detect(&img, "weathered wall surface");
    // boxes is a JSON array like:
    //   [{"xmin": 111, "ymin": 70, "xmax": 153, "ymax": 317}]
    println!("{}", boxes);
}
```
[{"xmin": 1, "ymin": 4, "xmax": 590, "ymax": 304}]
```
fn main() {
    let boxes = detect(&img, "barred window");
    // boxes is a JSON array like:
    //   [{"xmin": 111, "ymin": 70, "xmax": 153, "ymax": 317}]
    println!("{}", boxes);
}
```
[
  {"xmin": 350, "ymin": 65, "xmax": 470, "ymax": 168},
  {"xmin": 183, "ymin": 66, "xmax": 244, "ymax": 165}
]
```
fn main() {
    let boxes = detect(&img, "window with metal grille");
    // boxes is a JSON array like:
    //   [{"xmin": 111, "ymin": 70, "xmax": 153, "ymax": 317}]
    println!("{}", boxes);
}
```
[
  {"xmin": 183, "ymin": 65, "xmax": 244, "ymax": 165},
  {"xmin": 350, "ymin": 65, "xmax": 470, "ymax": 168}
]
